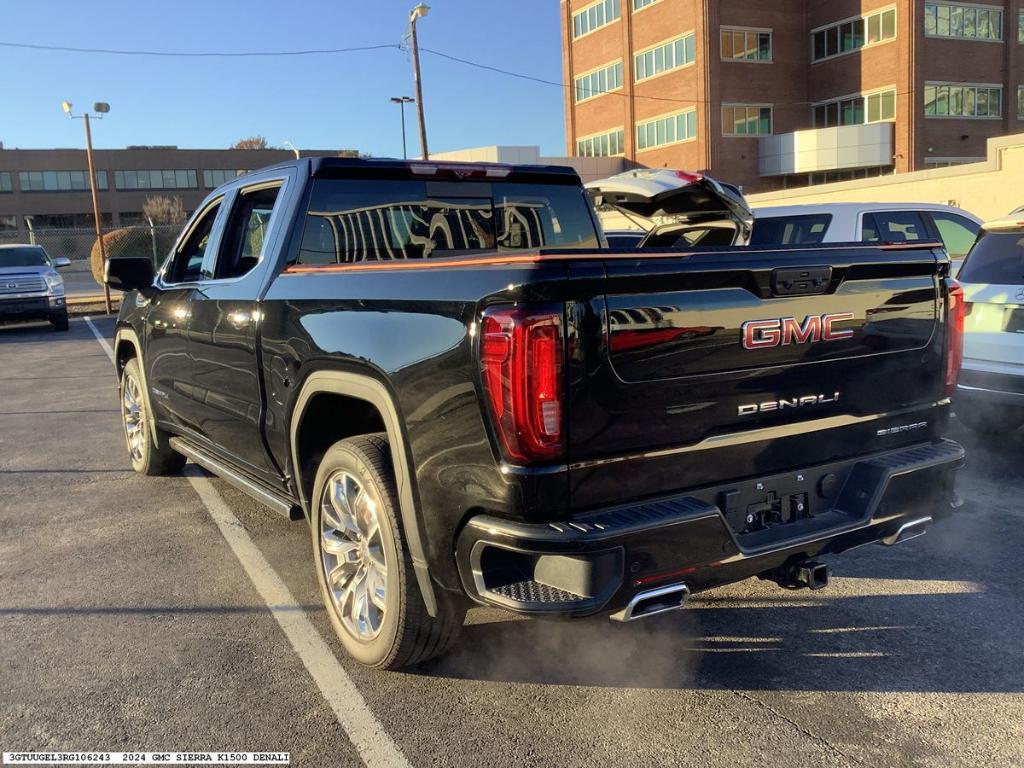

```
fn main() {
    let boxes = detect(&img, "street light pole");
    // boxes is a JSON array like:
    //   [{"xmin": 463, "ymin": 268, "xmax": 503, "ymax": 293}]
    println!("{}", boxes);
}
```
[
  {"xmin": 63, "ymin": 100, "xmax": 112, "ymax": 314},
  {"xmin": 408, "ymin": 4, "xmax": 430, "ymax": 159},
  {"xmin": 389, "ymin": 96, "xmax": 414, "ymax": 159}
]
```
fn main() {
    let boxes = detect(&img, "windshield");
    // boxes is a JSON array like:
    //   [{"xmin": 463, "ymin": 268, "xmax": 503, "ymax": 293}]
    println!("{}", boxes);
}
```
[
  {"xmin": 959, "ymin": 230, "xmax": 1024, "ymax": 284},
  {"xmin": 295, "ymin": 178, "xmax": 600, "ymax": 265},
  {"xmin": 0, "ymin": 246, "xmax": 50, "ymax": 268}
]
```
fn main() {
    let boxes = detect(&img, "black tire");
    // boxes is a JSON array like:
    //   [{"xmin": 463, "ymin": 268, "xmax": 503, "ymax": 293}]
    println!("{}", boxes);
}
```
[
  {"xmin": 957, "ymin": 406, "xmax": 1024, "ymax": 436},
  {"xmin": 51, "ymin": 312, "xmax": 69, "ymax": 332},
  {"xmin": 120, "ymin": 358, "xmax": 186, "ymax": 476},
  {"xmin": 311, "ymin": 433, "xmax": 464, "ymax": 669}
]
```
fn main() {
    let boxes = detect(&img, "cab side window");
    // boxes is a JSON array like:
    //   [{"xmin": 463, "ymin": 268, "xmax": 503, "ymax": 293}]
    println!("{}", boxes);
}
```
[
  {"xmin": 166, "ymin": 201, "xmax": 222, "ymax": 283},
  {"xmin": 863, "ymin": 211, "xmax": 928, "ymax": 243},
  {"xmin": 216, "ymin": 185, "xmax": 282, "ymax": 280}
]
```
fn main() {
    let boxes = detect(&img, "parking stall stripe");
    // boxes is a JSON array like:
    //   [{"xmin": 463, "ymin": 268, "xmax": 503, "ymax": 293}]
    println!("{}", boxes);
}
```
[
  {"xmin": 84, "ymin": 315, "xmax": 116, "ymax": 362},
  {"xmin": 184, "ymin": 469, "xmax": 412, "ymax": 768},
  {"xmin": 84, "ymin": 319, "xmax": 411, "ymax": 768}
]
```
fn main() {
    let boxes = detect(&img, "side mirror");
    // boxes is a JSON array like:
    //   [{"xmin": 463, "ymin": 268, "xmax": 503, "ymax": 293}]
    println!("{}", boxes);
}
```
[
  {"xmin": 52, "ymin": 256, "xmax": 71, "ymax": 268},
  {"xmin": 105, "ymin": 256, "xmax": 155, "ymax": 292}
]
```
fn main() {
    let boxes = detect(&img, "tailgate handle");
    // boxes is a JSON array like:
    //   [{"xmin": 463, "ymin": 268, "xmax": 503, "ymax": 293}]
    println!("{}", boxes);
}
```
[{"xmin": 771, "ymin": 266, "xmax": 832, "ymax": 297}]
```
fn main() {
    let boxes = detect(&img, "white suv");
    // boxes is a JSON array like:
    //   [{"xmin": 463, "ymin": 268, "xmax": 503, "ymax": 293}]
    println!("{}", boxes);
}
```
[
  {"xmin": 751, "ymin": 202, "xmax": 982, "ymax": 271},
  {"xmin": 955, "ymin": 216, "xmax": 1024, "ymax": 434}
]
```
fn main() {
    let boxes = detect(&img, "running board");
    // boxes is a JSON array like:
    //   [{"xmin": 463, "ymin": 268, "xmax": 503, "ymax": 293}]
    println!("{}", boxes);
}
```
[{"xmin": 169, "ymin": 437, "xmax": 301, "ymax": 521}]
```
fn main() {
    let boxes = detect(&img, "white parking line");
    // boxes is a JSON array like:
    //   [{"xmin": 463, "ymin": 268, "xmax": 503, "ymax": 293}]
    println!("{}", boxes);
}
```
[
  {"xmin": 84, "ymin": 316, "xmax": 116, "ymax": 362},
  {"xmin": 185, "ymin": 469, "xmax": 411, "ymax": 768},
  {"xmin": 85, "ymin": 318, "xmax": 411, "ymax": 768}
]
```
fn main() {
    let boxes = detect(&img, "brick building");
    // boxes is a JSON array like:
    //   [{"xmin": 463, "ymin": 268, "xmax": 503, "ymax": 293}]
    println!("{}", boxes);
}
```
[
  {"xmin": 561, "ymin": 0, "xmax": 1024, "ymax": 192},
  {"xmin": 0, "ymin": 146, "xmax": 356, "ymax": 238}
]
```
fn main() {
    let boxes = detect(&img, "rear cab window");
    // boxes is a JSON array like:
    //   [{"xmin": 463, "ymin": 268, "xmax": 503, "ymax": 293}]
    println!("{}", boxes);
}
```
[
  {"xmin": 294, "ymin": 178, "xmax": 599, "ymax": 266},
  {"xmin": 750, "ymin": 213, "xmax": 832, "ymax": 245}
]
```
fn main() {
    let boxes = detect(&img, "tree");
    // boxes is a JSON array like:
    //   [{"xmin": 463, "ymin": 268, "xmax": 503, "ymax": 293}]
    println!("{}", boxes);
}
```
[
  {"xmin": 232, "ymin": 135, "xmax": 271, "ymax": 150},
  {"xmin": 143, "ymin": 195, "xmax": 186, "ymax": 226}
]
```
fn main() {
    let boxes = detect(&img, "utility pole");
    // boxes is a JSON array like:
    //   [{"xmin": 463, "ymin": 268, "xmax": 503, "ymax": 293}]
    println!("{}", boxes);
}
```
[
  {"xmin": 390, "ymin": 96, "xmax": 415, "ymax": 159},
  {"xmin": 409, "ymin": 4, "xmax": 430, "ymax": 159},
  {"xmin": 63, "ymin": 100, "xmax": 112, "ymax": 314}
]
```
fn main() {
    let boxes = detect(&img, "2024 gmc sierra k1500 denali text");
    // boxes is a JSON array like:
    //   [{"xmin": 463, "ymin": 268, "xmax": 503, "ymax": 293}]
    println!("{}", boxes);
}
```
[{"xmin": 105, "ymin": 158, "xmax": 966, "ymax": 669}]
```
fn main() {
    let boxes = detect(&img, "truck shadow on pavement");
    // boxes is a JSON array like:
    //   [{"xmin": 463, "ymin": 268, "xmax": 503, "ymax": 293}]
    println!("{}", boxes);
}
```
[{"xmin": 420, "ymin": 583, "xmax": 1020, "ymax": 693}]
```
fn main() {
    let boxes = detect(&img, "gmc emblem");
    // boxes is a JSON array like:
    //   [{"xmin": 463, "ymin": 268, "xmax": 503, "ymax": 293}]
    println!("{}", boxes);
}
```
[{"xmin": 741, "ymin": 312, "xmax": 855, "ymax": 350}]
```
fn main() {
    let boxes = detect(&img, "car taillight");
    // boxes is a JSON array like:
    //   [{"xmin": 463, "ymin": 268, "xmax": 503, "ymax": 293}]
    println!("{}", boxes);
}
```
[
  {"xmin": 480, "ymin": 305, "xmax": 564, "ymax": 463},
  {"xmin": 946, "ymin": 279, "xmax": 965, "ymax": 396}
]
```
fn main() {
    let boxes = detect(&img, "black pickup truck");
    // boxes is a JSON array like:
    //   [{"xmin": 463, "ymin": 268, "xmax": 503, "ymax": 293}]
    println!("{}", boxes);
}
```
[{"xmin": 106, "ymin": 158, "xmax": 966, "ymax": 669}]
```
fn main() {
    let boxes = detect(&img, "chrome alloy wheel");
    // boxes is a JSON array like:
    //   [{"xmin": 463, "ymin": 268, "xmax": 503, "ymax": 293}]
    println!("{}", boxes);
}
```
[
  {"xmin": 319, "ymin": 470, "xmax": 389, "ymax": 641},
  {"xmin": 121, "ymin": 373, "xmax": 145, "ymax": 462}
]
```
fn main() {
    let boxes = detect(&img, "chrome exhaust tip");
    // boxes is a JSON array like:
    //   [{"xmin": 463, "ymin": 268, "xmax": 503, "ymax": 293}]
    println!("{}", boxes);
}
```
[
  {"xmin": 609, "ymin": 583, "xmax": 690, "ymax": 622},
  {"xmin": 880, "ymin": 516, "xmax": 932, "ymax": 546}
]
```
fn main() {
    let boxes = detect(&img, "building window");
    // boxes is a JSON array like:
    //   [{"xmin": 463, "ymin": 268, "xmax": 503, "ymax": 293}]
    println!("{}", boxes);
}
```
[
  {"xmin": 575, "ymin": 61, "xmax": 623, "ymax": 103},
  {"xmin": 0, "ymin": 172, "xmax": 11, "ymax": 192},
  {"xmin": 633, "ymin": 0, "xmax": 659, "ymax": 9},
  {"xmin": 636, "ymin": 108, "xmax": 697, "ymax": 151},
  {"xmin": 572, "ymin": 0, "xmax": 620, "ymax": 39},
  {"xmin": 0, "ymin": 214, "xmax": 16, "ymax": 231},
  {"xmin": 27, "ymin": 212, "xmax": 113, "ymax": 229},
  {"xmin": 924, "ymin": 157, "xmax": 985, "ymax": 166},
  {"xmin": 924, "ymin": 83, "xmax": 1002, "ymax": 117},
  {"xmin": 1018, "ymin": 85, "xmax": 1024, "ymax": 119},
  {"xmin": 721, "ymin": 28, "xmax": 772, "ymax": 61},
  {"xmin": 18, "ymin": 170, "xmax": 108, "ymax": 192},
  {"xmin": 114, "ymin": 169, "xmax": 198, "ymax": 190},
  {"xmin": 813, "ymin": 89, "xmax": 896, "ymax": 127},
  {"xmin": 925, "ymin": 3, "xmax": 1002, "ymax": 41},
  {"xmin": 635, "ymin": 34, "xmax": 696, "ymax": 82},
  {"xmin": 203, "ymin": 169, "xmax": 248, "ymax": 188},
  {"xmin": 812, "ymin": 7, "xmax": 896, "ymax": 62},
  {"xmin": 576, "ymin": 128, "xmax": 626, "ymax": 157},
  {"xmin": 1019, "ymin": 10, "xmax": 1024, "ymax": 41},
  {"xmin": 722, "ymin": 105, "xmax": 773, "ymax": 136}
]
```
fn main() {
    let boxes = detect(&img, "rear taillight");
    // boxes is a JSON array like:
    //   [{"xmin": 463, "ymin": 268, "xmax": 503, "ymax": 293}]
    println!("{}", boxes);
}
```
[
  {"xmin": 481, "ymin": 305, "xmax": 564, "ymax": 463},
  {"xmin": 946, "ymin": 279, "xmax": 965, "ymax": 396}
]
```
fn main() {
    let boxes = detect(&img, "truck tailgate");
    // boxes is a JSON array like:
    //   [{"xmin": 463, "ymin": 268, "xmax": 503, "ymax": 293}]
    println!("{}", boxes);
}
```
[{"xmin": 567, "ymin": 243, "xmax": 950, "ymax": 509}]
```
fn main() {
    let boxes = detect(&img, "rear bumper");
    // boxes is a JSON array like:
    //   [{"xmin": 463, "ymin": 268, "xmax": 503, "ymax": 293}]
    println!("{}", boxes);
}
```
[{"xmin": 455, "ymin": 439, "xmax": 965, "ymax": 618}]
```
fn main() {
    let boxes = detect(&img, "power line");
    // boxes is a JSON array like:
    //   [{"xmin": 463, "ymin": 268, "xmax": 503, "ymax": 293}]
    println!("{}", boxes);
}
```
[
  {"xmin": 0, "ymin": 38, "xmax": 924, "ymax": 109},
  {"xmin": 0, "ymin": 40, "xmax": 401, "ymax": 57}
]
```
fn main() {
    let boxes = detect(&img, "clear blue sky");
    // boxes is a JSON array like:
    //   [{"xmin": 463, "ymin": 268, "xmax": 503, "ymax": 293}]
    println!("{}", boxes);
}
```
[{"xmin": 0, "ymin": 0, "xmax": 567, "ymax": 157}]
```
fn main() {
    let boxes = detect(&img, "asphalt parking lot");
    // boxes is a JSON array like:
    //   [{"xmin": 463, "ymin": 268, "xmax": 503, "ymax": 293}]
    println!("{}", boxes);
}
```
[{"xmin": 2, "ymin": 316, "xmax": 1023, "ymax": 767}]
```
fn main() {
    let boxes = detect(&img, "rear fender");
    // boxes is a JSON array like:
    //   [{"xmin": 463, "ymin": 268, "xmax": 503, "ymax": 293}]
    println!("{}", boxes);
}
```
[{"xmin": 289, "ymin": 370, "xmax": 438, "ymax": 616}]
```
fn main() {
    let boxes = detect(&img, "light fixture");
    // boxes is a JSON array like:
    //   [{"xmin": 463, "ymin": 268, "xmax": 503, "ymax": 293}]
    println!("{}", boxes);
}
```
[{"xmin": 410, "ymin": 3, "xmax": 430, "ymax": 22}]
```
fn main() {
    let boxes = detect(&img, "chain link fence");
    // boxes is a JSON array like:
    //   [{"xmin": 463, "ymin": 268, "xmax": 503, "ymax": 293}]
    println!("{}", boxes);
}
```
[{"xmin": 0, "ymin": 225, "xmax": 181, "ymax": 297}]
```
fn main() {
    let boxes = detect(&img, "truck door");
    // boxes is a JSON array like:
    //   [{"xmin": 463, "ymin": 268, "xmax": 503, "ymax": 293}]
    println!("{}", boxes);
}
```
[
  {"xmin": 146, "ymin": 198, "xmax": 226, "ymax": 433},
  {"xmin": 186, "ymin": 179, "xmax": 287, "ymax": 487}
]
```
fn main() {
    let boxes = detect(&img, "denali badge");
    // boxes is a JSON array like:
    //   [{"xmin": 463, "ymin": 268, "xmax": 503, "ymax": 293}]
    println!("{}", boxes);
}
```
[
  {"xmin": 738, "ymin": 392, "xmax": 840, "ymax": 416},
  {"xmin": 741, "ymin": 312, "xmax": 855, "ymax": 349}
]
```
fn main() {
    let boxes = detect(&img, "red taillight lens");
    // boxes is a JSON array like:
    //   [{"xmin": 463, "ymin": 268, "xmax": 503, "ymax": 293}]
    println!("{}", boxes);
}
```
[
  {"xmin": 481, "ymin": 305, "xmax": 564, "ymax": 463},
  {"xmin": 946, "ymin": 279, "xmax": 965, "ymax": 396}
]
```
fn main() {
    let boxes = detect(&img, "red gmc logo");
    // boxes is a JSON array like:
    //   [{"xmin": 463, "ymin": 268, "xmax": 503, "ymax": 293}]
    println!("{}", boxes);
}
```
[{"xmin": 741, "ymin": 312, "xmax": 856, "ymax": 350}]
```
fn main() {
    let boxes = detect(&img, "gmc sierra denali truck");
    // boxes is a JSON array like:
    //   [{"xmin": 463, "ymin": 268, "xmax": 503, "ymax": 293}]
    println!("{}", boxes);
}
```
[{"xmin": 106, "ymin": 158, "xmax": 966, "ymax": 670}]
